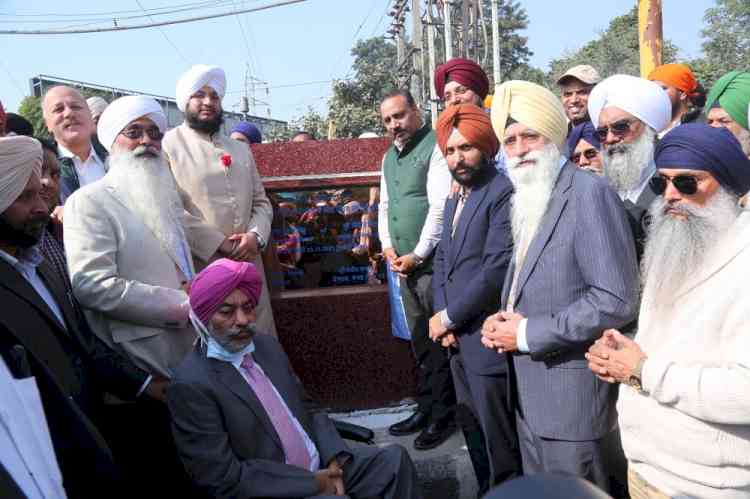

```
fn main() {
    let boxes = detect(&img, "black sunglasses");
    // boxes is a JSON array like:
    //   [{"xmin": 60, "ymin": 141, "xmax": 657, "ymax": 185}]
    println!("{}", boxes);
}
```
[
  {"xmin": 571, "ymin": 148, "xmax": 599, "ymax": 164},
  {"xmin": 595, "ymin": 119, "xmax": 636, "ymax": 142},
  {"xmin": 120, "ymin": 126, "xmax": 164, "ymax": 141},
  {"xmin": 649, "ymin": 175, "xmax": 699, "ymax": 196}
]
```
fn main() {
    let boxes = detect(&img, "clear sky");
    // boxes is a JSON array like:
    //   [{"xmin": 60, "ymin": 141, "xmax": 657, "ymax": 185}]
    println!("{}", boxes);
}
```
[{"xmin": 0, "ymin": 0, "xmax": 717, "ymax": 124}]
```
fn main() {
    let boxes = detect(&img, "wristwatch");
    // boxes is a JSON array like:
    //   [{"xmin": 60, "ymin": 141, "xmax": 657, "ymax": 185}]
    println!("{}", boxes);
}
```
[
  {"xmin": 627, "ymin": 357, "xmax": 647, "ymax": 391},
  {"xmin": 411, "ymin": 253, "xmax": 424, "ymax": 267}
]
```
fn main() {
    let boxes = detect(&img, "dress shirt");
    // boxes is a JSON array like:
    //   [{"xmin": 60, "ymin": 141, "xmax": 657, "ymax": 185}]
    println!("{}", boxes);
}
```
[
  {"xmin": 206, "ymin": 340, "xmax": 320, "ymax": 471},
  {"xmin": 0, "ymin": 358, "xmax": 67, "ymax": 499},
  {"xmin": 58, "ymin": 143, "xmax": 106, "ymax": 188},
  {"xmin": 439, "ymin": 186, "xmax": 472, "ymax": 330},
  {"xmin": 378, "ymin": 144, "xmax": 452, "ymax": 260},
  {"xmin": 620, "ymin": 160, "xmax": 656, "ymax": 205},
  {"xmin": 0, "ymin": 246, "xmax": 66, "ymax": 329}
]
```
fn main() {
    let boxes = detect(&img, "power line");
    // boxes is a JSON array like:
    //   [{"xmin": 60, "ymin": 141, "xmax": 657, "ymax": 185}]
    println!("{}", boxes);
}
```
[
  {"xmin": 134, "ymin": 0, "xmax": 189, "ymax": 64},
  {"xmin": 0, "ymin": 0, "xmax": 305, "ymax": 35},
  {"xmin": 328, "ymin": 0, "xmax": 381, "ymax": 79},
  {"xmin": 0, "ymin": 1, "xmax": 235, "ymax": 19},
  {"xmin": 225, "ymin": 78, "xmax": 350, "ymax": 94}
]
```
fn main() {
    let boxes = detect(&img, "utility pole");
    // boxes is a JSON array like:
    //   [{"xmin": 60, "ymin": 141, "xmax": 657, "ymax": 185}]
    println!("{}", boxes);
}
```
[
  {"xmin": 443, "ymin": 0, "xmax": 453, "ymax": 60},
  {"xmin": 411, "ymin": 0, "xmax": 423, "ymax": 109},
  {"xmin": 426, "ymin": 0, "xmax": 439, "ymax": 126},
  {"xmin": 638, "ymin": 0, "xmax": 663, "ymax": 77},
  {"xmin": 490, "ymin": 0, "xmax": 500, "ymax": 85},
  {"xmin": 388, "ymin": 0, "xmax": 408, "ymax": 85},
  {"xmin": 460, "ymin": 0, "xmax": 469, "ymax": 58}
]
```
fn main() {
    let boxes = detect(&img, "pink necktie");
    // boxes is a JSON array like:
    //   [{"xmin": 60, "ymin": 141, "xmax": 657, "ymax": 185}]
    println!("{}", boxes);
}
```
[{"xmin": 240, "ymin": 354, "xmax": 312, "ymax": 470}]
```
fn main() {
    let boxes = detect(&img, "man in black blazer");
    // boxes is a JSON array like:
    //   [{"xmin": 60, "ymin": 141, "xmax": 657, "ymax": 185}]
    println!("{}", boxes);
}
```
[
  {"xmin": 428, "ymin": 104, "xmax": 521, "ymax": 494},
  {"xmin": 0, "ymin": 136, "xmax": 162, "ymax": 498},
  {"xmin": 168, "ymin": 258, "xmax": 421, "ymax": 499}
]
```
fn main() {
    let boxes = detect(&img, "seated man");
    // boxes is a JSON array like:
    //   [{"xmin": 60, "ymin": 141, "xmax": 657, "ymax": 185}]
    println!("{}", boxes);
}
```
[{"xmin": 167, "ymin": 259, "xmax": 421, "ymax": 499}]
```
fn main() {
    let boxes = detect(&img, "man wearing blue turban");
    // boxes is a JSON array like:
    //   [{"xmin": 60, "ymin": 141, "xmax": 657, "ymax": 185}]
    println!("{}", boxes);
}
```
[
  {"xmin": 566, "ymin": 122, "xmax": 602, "ymax": 174},
  {"xmin": 587, "ymin": 123, "xmax": 750, "ymax": 499}
]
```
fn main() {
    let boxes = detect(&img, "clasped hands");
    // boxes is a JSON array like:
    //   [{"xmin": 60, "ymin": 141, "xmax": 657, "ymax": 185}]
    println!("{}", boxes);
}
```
[
  {"xmin": 315, "ymin": 459, "xmax": 346, "ymax": 496},
  {"xmin": 585, "ymin": 329, "xmax": 646, "ymax": 384},
  {"xmin": 219, "ymin": 232, "xmax": 260, "ymax": 262},
  {"xmin": 480, "ymin": 311, "xmax": 523, "ymax": 353}
]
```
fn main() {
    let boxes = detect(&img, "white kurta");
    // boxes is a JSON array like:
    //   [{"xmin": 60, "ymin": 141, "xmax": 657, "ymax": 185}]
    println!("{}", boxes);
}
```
[
  {"xmin": 618, "ymin": 209, "xmax": 750, "ymax": 499},
  {"xmin": 163, "ymin": 124, "xmax": 277, "ymax": 336}
]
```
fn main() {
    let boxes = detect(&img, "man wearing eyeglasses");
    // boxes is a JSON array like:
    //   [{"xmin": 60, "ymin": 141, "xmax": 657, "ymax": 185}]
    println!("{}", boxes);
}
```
[
  {"xmin": 63, "ymin": 95, "xmax": 233, "ymax": 497},
  {"xmin": 434, "ymin": 58, "xmax": 490, "ymax": 109},
  {"xmin": 587, "ymin": 123, "xmax": 750, "ymax": 499},
  {"xmin": 588, "ymin": 74, "xmax": 672, "ymax": 259}
]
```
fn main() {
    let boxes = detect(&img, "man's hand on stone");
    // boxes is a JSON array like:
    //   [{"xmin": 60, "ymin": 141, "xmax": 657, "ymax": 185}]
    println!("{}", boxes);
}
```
[{"xmin": 228, "ymin": 232, "xmax": 259, "ymax": 261}]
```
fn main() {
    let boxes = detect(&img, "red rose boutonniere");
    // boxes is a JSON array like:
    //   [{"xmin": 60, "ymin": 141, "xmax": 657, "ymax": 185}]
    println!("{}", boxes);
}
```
[{"xmin": 221, "ymin": 153, "xmax": 232, "ymax": 168}]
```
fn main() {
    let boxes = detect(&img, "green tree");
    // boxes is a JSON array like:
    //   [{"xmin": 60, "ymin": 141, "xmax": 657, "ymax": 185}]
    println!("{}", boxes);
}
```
[
  {"xmin": 548, "ymin": 7, "xmax": 678, "ymax": 83},
  {"xmin": 18, "ymin": 95, "xmax": 49, "ymax": 139},
  {"xmin": 693, "ymin": 0, "xmax": 750, "ymax": 88}
]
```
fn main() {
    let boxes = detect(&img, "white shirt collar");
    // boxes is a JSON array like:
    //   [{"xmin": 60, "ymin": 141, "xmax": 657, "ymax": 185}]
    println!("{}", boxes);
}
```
[{"xmin": 57, "ymin": 142, "xmax": 100, "ymax": 164}]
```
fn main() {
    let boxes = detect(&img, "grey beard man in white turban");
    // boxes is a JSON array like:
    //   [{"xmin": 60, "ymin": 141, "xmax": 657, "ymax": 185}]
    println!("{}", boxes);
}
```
[{"xmin": 588, "ymin": 74, "xmax": 673, "ymax": 260}]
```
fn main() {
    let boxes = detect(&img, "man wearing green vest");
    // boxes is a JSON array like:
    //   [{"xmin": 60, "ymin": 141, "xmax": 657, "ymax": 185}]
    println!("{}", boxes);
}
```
[{"xmin": 378, "ymin": 90, "xmax": 456, "ymax": 450}]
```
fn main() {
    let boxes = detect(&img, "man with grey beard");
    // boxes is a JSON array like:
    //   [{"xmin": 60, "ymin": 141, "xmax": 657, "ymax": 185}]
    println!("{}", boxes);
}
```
[
  {"xmin": 587, "ymin": 124, "xmax": 750, "ymax": 499},
  {"xmin": 588, "ymin": 74, "xmax": 672, "ymax": 260},
  {"xmin": 482, "ymin": 80, "xmax": 639, "ymax": 495},
  {"xmin": 63, "ymin": 95, "xmax": 232, "ymax": 498}
]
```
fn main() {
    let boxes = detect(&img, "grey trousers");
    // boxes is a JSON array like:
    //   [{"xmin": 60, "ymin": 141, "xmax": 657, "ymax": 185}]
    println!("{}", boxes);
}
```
[
  {"xmin": 309, "ymin": 444, "xmax": 422, "ymax": 499},
  {"xmin": 516, "ymin": 412, "xmax": 627, "ymax": 497}
]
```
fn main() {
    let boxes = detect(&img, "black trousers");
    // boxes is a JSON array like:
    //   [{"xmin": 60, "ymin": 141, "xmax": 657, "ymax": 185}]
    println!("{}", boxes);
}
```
[
  {"xmin": 452, "ymin": 353, "xmax": 521, "ymax": 490},
  {"xmin": 96, "ymin": 399, "xmax": 208, "ymax": 499},
  {"xmin": 399, "ymin": 270, "xmax": 455, "ymax": 423}
]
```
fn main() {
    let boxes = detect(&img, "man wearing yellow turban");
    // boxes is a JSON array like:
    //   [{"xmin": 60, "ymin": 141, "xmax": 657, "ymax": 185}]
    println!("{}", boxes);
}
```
[{"xmin": 482, "ymin": 81, "xmax": 640, "ymax": 494}]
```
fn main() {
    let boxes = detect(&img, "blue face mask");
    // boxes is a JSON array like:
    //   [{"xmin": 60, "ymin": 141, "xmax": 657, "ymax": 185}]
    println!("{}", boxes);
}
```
[{"xmin": 205, "ymin": 324, "xmax": 258, "ymax": 364}]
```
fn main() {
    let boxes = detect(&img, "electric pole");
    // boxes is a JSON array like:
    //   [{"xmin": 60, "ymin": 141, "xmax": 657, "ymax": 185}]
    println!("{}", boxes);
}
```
[
  {"xmin": 411, "ymin": 0, "xmax": 424, "ymax": 109},
  {"xmin": 443, "ymin": 0, "xmax": 453, "ymax": 60},
  {"xmin": 490, "ymin": 0, "xmax": 500, "ymax": 85},
  {"xmin": 426, "ymin": 0, "xmax": 439, "ymax": 126}
]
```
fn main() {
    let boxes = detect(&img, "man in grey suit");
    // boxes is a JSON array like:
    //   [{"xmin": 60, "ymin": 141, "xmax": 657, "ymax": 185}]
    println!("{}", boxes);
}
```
[
  {"xmin": 168, "ymin": 258, "xmax": 421, "ymax": 499},
  {"xmin": 482, "ymin": 80, "xmax": 639, "ymax": 494}
]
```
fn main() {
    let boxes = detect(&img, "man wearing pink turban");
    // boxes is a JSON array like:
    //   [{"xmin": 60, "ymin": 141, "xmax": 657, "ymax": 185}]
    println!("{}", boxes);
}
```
[
  {"xmin": 168, "ymin": 258, "xmax": 422, "ymax": 499},
  {"xmin": 434, "ymin": 57, "xmax": 490, "ymax": 108}
]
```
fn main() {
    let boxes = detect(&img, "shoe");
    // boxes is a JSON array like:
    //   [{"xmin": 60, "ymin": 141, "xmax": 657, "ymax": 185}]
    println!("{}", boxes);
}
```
[
  {"xmin": 388, "ymin": 411, "xmax": 429, "ymax": 437},
  {"xmin": 414, "ymin": 419, "xmax": 456, "ymax": 450}
]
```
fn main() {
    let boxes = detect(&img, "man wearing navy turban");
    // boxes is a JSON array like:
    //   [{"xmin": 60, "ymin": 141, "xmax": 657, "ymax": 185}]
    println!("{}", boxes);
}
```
[{"xmin": 587, "ymin": 123, "xmax": 750, "ymax": 499}]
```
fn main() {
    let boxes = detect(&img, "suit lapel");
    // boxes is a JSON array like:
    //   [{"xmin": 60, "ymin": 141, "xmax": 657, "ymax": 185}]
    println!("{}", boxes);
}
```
[
  {"xmin": 211, "ymin": 359, "xmax": 284, "ymax": 451},
  {"xmin": 513, "ymin": 163, "xmax": 574, "ymax": 305},
  {"xmin": 37, "ymin": 262, "xmax": 78, "ymax": 336}
]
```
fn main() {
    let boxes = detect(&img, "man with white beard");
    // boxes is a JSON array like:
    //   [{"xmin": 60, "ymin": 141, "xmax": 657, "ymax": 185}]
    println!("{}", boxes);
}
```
[
  {"xmin": 587, "ymin": 74, "xmax": 672, "ymax": 260},
  {"xmin": 63, "ymin": 95, "xmax": 228, "ymax": 498},
  {"xmin": 586, "ymin": 123, "xmax": 750, "ymax": 499},
  {"xmin": 481, "ymin": 80, "xmax": 639, "ymax": 495}
]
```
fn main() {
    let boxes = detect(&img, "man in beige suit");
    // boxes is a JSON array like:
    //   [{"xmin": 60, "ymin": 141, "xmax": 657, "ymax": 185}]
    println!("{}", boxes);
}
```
[
  {"xmin": 63, "ymin": 95, "xmax": 219, "ymax": 497},
  {"xmin": 163, "ymin": 64, "xmax": 277, "ymax": 336}
]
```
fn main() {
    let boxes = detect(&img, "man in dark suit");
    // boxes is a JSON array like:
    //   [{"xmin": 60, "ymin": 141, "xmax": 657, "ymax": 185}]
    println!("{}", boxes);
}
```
[
  {"xmin": 0, "ymin": 135, "xmax": 152, "ymax": 498},
  {"xmin": 482, "ymin": 81, "xmax": 639, "ymax": 495},
  {"xmin": 168, "ymin": 258, "xmax": 421, "ymax": 499},
  {"xmin": 428, "ymin": 104, "xmax": 520, "ymax": 495}
]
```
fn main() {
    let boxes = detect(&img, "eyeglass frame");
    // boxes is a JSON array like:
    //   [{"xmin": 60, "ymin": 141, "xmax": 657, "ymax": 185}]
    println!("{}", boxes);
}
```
[
  {"xmin": 119, "ymin": 125, "xmax": 164, "ymax": 141},
  {"xmin": 571, "ymin": 147, "xmax": 600, "ymax": 165},
  {"xmin": 595, "ymin": 118, "xmax": 638, "ymax": 142},
  {"xmin": 649, "ymin": 174, "xmax": 700, "ymax": 196}
]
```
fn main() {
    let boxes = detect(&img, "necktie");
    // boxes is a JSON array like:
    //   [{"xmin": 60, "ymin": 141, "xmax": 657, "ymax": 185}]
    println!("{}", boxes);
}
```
[
  {"xmin": 240, "ymin": 354, "xmax": 312, "ymax": 470},
  {"xmin": 451, "ymin": 190, "xmax": 469, "ymax": 238}
]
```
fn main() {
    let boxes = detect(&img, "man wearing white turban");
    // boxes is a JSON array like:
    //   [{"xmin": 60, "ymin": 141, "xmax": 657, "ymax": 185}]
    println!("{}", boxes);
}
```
[
  {"xmin": 163, "ymin": 64, "xmax": 277, "ymax": 336},
  {"xmin": 482, "ymin": 80, "xmax": 639, "ymax": 494},
  {"xmin": 588, "ymin": 75, "xmax": 672, "ymax": 259},
  {"xmin": 63, "ymin": 96, "xmax": 233, "ymax": 497},
  {"xmin": 0, "ymin": 135, "xmax": 159, "ymax": 498}
]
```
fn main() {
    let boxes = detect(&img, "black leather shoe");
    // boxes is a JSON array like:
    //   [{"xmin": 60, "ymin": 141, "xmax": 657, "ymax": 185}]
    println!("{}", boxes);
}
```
[
  {"xmin": 388, "ymin": 411, "xmax": 429, "ymax": 436},
  {"xmin": 414, "ymin": 419, "xmax": 456, "ymax": 450}
]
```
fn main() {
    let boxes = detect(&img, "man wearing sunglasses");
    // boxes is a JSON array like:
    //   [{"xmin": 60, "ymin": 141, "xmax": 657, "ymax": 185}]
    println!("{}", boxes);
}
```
[
  {"xmin": 63, "ymin": 95, "xmax": 233, "ymax": 497},
  {"xmin": 587, "ymin": 123, "xmax": 750, "ymax": 498},
  {"xmin": 588, "ymin": 74, "xmax": 672, "ymax": 259},
  {"xmin": 482, "ymin": 80, "xmax": 639, "ymax": 495}
]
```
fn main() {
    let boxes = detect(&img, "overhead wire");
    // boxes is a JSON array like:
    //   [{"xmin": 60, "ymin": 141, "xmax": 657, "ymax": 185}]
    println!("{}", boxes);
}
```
[{"xmin": 134, "ymin": 0, "xmax": 189, "ymax": 64}]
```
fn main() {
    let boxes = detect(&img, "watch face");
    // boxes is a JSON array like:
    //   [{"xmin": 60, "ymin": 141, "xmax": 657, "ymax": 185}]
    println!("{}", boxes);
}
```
[{"xmin": 628, "ymin": 375, "xmax": 641, "ymax": 390}]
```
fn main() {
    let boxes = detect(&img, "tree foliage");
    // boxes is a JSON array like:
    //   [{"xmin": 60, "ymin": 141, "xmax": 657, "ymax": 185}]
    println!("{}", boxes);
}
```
[
  {"xmin": 18, "ymin": 96, "xmax": 49, "ymax": 139},
  {"xmin": 548, "ymin": 7, "xmax": 678, "ymax": 83},
  {"xmin": 692, "ymin": 0, "xmax": 750, "ymax": 88}
]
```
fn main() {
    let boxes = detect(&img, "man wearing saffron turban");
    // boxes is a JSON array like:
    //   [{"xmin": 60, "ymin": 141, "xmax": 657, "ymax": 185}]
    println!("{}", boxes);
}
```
[{"xmin": 429, "ymin": 104, "xmax": 520, "ymax": 493}]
